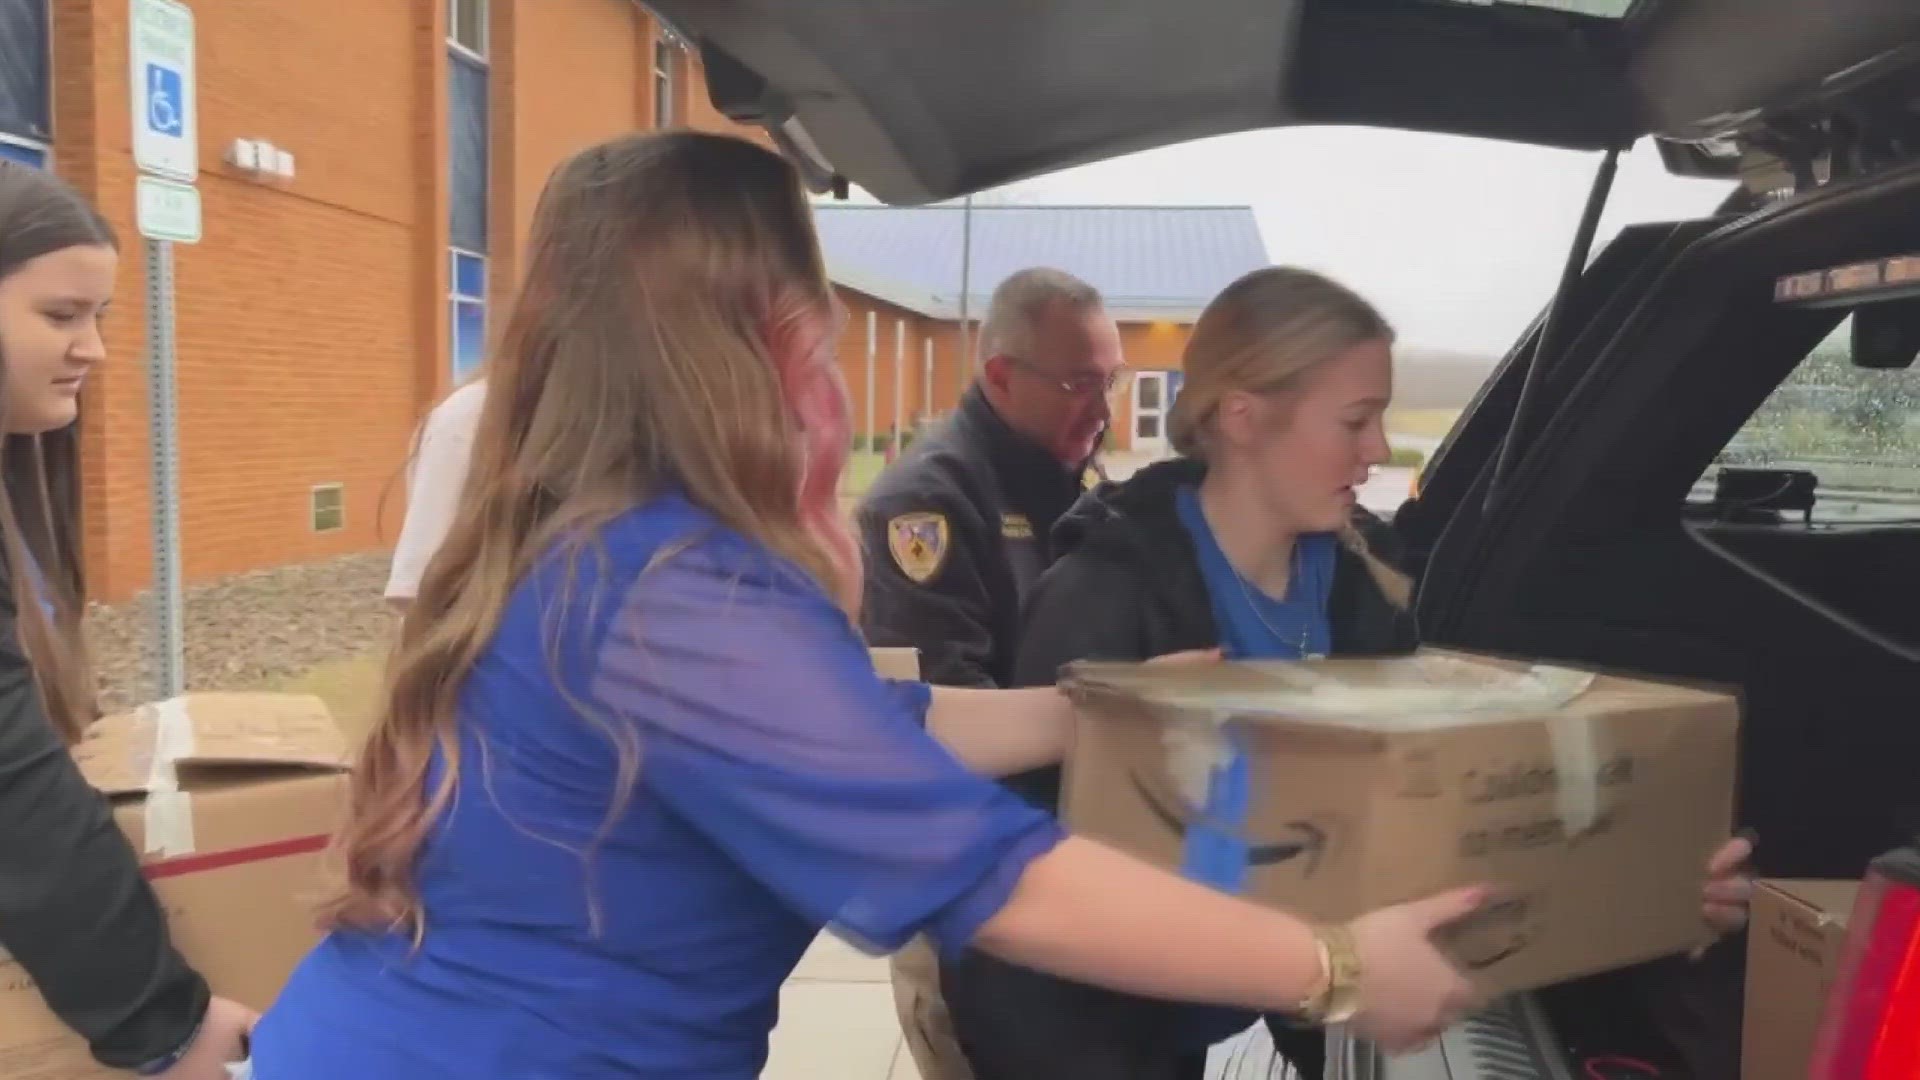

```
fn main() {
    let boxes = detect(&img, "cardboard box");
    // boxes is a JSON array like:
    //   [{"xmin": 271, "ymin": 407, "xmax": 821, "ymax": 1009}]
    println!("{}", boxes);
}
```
[
  {"xmin": 1742, "ymin": 880, "xmax": 1859, "ymax": 1080},
  {"xmin": 1060, "ymin": 651, "xmax": 1738, "ymax": 998},
  {"xmin": 0, "ymin": 693, "xmax": 349, "ymax": 1079}
]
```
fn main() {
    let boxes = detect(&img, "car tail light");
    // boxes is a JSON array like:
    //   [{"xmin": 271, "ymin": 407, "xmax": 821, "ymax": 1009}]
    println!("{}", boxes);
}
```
[{"xmin": 1809, "ymin": 844, "xmax": 1920, "ymax": 1080}]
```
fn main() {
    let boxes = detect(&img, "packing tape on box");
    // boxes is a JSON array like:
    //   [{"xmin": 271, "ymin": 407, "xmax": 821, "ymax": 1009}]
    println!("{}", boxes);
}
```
[
  {"xmin": 1533, "ymin": 667, "xmax": 1606, "ymax": 834},
  {"xmin": 1164, "ymin": 711, "xmax": 1252, "ymax": 891},
  {"xmin": 1154, "ymin": 663, "xmax": 1608, "ymax": 851},
  {"xmin": 143, "ymin": 696, "xmax": 197, "ymax": 857}
]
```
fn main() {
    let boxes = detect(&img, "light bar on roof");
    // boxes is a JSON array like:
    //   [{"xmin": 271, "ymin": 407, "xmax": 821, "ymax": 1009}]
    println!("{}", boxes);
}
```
[
  {"xmin": 1775, "ymin": 255, "xmax": 1920, "ymax": 308},
  {"xmin": 1430, "ymin": 0, "xmax": 1636, "ymax": 16}
]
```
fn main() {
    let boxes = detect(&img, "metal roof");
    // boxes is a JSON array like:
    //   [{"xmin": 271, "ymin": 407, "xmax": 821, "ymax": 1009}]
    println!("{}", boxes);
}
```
[{"xmin": 813, "ymin": 203, "xmax": 1271, "ymax": 322}]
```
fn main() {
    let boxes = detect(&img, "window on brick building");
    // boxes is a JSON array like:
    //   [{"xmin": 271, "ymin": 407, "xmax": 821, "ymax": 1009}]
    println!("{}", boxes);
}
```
[
  {"xmin": 652, "ymin": 34, "xmax": 681, "ymax": 128},
  {"xmin": 0, "ymin": 138, "xmax": 45, "ymax": 168},
  {"xmin": 448, "ymin": 0, "xmax": 488, "ymax": 380},
  {"xmin": 0, "ymin": 0, "xmax": 51, "ymax": 168},
  {"xmin": 447, "ymin": 0, "xmax": 486, "ymax": 60},
  {"xmin": 449, "ymin": 52, "xmax": 488, "ymax": 254},
  {"xmin": 450, "ymin": 250, "xmax": 486, "ymax": 380}
]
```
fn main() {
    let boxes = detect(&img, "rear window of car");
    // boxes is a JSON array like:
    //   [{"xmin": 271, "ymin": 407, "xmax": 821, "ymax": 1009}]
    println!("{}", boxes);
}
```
[{"xmin": 1695, "ymin": 315, "xmax": 1920, "ymax": 522}]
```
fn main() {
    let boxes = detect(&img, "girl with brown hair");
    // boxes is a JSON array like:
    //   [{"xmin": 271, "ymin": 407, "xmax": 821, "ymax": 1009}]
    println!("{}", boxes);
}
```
[
  {"xmin": 248, "ymin": 134, "xmax": 1491, "ymax": 1078},
  {"xmin": 0, "ymin": 161, "xmax": 253, "ymax": 1079}
]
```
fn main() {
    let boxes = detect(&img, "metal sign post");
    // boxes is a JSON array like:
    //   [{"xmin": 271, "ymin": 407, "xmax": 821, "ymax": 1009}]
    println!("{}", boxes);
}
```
[
  {"xmin": 130, "ymin": 0, "xmax": 198, "ymax": 699},
  {"xmin": 143, "ymin": 242, "xmax": 186, "ymax": 697}
]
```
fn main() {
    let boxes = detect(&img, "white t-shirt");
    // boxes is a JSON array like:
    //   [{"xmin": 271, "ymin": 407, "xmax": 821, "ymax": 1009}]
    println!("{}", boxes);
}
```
[{"xmin": 385, "ymin": 378, "xmax": 488, "ymax": 601}]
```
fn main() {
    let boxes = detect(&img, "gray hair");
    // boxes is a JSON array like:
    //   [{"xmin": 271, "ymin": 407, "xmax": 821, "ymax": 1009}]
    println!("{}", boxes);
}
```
[{"xmin": 975, "ymin": 267, "xmax": 1103, "ymax": 371}]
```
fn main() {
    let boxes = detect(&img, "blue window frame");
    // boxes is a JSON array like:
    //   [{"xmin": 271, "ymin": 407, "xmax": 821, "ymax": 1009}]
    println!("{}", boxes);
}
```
[
  {"xmin": 447, "ymin": 0, "xmax": 488, "ymax": 381},
  {"xmin": 0, "ymin": 136, "xmax": 45, "ymax": 168},
  {"xmin": 0, "ymin": 0, "xmax": 51, "ymax": 150},
  {"xmin": 451, "ymin": 249, "xmax": 486, "ymax": 379}
]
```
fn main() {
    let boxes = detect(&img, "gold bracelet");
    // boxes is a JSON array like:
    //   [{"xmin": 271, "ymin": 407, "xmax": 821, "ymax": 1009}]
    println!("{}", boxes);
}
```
[{"xmin": 1295, "ymin": 924, "xmax": 1362, "ymax": 1025}]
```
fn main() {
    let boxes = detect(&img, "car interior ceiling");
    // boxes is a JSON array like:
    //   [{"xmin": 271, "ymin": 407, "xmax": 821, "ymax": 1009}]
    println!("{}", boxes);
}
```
[
  {"xmin": 667, "ymin": 0, "xmax": 1920, "ymax": 204},
  {"xmin": 1397, "ymin": 157, "xmax": 1920, "ymax": 1075}
]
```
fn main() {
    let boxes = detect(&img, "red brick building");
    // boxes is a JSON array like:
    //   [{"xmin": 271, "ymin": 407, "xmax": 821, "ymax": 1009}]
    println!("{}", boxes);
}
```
[
  {"xmin": 0, "ymin": 3, "xmax": 1268, "ymax": 604},
  {"xmin": 3, "ymin": 0, "xmax": 762, "ymax": 602}
]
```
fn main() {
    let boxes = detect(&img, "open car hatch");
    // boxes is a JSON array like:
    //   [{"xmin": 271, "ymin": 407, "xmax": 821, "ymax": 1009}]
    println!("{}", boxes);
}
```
[{"xmin": 645, "ymin": 0, "xmax": 1920, "ymax": 205}]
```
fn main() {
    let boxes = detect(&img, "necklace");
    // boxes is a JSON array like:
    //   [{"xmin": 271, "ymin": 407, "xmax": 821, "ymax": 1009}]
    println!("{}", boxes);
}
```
[{"xmin": 1230, "ymin": 542, "xmax": 1324, "ymax": 659}]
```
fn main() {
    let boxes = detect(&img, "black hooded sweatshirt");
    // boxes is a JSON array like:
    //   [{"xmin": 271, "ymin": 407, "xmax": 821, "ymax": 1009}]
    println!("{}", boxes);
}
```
[
  {"xmin": 0, "ymin": 558, "xmax": 210, "ymax": 1071},
  {"xmin": 1006, "ymin": 456, "xmax": 1420, "ymax": 810}
]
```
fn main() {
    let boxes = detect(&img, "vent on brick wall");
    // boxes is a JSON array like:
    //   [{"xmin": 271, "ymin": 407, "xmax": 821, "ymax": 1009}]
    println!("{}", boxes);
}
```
[{"xmin": 310, "ymin": 484, "xmax": 345, "ymax": 533}]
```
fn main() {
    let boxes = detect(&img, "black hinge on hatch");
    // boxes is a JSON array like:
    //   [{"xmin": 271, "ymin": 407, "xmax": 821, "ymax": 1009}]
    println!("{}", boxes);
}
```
[{"xmin": 1482, "ymin": 146, "xmax": 1622, "ymax": 514}]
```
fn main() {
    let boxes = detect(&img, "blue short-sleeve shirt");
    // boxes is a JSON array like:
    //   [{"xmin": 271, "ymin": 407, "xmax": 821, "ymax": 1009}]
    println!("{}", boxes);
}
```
[{"xmin": 251, "ymin": 492, "xmax": 1064, "ymax": 1078}]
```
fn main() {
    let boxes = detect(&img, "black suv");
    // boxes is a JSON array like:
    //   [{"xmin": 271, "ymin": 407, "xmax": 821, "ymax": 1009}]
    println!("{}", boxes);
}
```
[{"xmin": 645, "ymin": 2, "xmax": 1920, "ymax": 1075}]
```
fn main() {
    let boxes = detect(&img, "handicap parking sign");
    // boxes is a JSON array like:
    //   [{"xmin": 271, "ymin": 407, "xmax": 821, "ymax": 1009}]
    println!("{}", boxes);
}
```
[
  {"xmin": 129, "ymin": 0, "xmax": 197, "ymax": 180},
  {"xmin": 146, "ymin": 63, "xmax": 184, "ymax": 137}
]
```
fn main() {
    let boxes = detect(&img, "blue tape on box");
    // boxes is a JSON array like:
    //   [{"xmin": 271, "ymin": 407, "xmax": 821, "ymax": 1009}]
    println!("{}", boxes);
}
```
[{"xmin": 1178, "ymin": 726, "xmax": 1252, "ymax": 893}]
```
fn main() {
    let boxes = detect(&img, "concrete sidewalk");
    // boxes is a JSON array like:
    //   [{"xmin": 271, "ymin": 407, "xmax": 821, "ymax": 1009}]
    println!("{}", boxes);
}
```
[
  {"xmin": 765, "ymin": 935, "xmax": 919, "ymax": 1080},
  {"xmin": 765, "ymin": 934, "xmax": 1293, "ymax": 1080}
]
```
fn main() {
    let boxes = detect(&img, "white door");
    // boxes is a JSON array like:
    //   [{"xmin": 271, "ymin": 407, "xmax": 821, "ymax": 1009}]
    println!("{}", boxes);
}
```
[{"xmin": 1132, "ymin": 371, "xmax": 1170, "ymax": 454}]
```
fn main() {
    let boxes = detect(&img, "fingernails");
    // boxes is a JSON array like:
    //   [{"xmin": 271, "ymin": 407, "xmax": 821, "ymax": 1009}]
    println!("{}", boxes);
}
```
[{"xmin": 1736, "ymin": 827, "xmax": 1760, "ymax": 848}]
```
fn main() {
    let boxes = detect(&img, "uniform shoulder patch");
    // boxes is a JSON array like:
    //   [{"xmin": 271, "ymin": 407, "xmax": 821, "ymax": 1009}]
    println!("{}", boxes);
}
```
[{"xmin": 887, "ymin": 511, "xmax": 950, "ymax": 584}]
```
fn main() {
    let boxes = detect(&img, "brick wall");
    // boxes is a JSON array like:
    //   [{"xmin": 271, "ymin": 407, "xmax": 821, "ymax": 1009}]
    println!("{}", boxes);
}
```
[
  {"xmin": 493, "ymin": 0, "xmax": 644, "ymax": 295},
  {"xmin": 52, "ymin": 0, "xmax": 764, "ymax": 601},
  {"xmin": 59, "ymin": 0, "xmax": 426, "ymax": 600},
  {"xmin": 52, "ymin": 0, "xmax": 1161, "ymax": 599},
  {"xmin": 833, "ymin": 288, "xmax": 957, "ymax": 443}
]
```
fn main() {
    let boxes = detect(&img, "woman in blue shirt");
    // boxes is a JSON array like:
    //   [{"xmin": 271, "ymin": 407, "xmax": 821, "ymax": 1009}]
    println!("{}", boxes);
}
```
[
  {"xmin": 957, "ymin": 266, "xmax": 1759, "ymax": 1080},
  {"xmin": 248, "ymin": 134, "xmax": 1495, "ymax": 1079}
]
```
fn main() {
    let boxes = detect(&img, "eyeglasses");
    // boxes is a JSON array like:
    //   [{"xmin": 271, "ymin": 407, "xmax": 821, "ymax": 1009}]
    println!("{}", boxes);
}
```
[{"xmin": 1003, "ymin": 355, "xmax": 1134, "ymax": 397}]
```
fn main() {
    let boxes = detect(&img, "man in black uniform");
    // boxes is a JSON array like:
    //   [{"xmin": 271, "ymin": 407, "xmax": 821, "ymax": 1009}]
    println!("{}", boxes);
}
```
[
  {"xmin": 859, "ymin": 267, "xmax": 1125, "ymax": 687},
  {"xmin": 858, "ymin": 267, "xmax": 1125, "ymax": 1080}
]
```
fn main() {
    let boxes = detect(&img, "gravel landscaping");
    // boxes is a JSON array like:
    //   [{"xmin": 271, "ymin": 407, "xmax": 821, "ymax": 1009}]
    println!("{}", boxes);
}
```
[
  {"xmin": 88, "ymin": 553, "xmax": 395, "ymax": 713},
  {"xmin": 80, "ymin": 458, "xmax": 891, "ymax": 716}
]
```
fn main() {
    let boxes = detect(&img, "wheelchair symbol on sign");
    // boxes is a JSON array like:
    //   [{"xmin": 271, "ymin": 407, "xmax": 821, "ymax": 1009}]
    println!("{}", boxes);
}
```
[{"xmin": 146, "ymin": 63, "xmax": 183, "ymax": 138}]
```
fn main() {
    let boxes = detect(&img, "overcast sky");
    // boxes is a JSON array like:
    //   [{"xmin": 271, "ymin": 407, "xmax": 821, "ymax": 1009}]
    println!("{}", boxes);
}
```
[{"xmin": 844, "ymin": 128, "xmax": 1734, "ymax": 356}]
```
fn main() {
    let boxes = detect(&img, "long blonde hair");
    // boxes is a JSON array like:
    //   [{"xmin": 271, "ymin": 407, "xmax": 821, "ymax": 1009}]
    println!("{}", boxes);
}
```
[
  {"xmin": 325, "ymin": 132, "xmax": 854, "ymax": 936},
  {"xmin": 1167, "ymin": 266, "xmax": 1412, "ymax": 608},
  {"xmin": 0, "ymin": 164, "xmax": 106, "ymax": 743}
]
